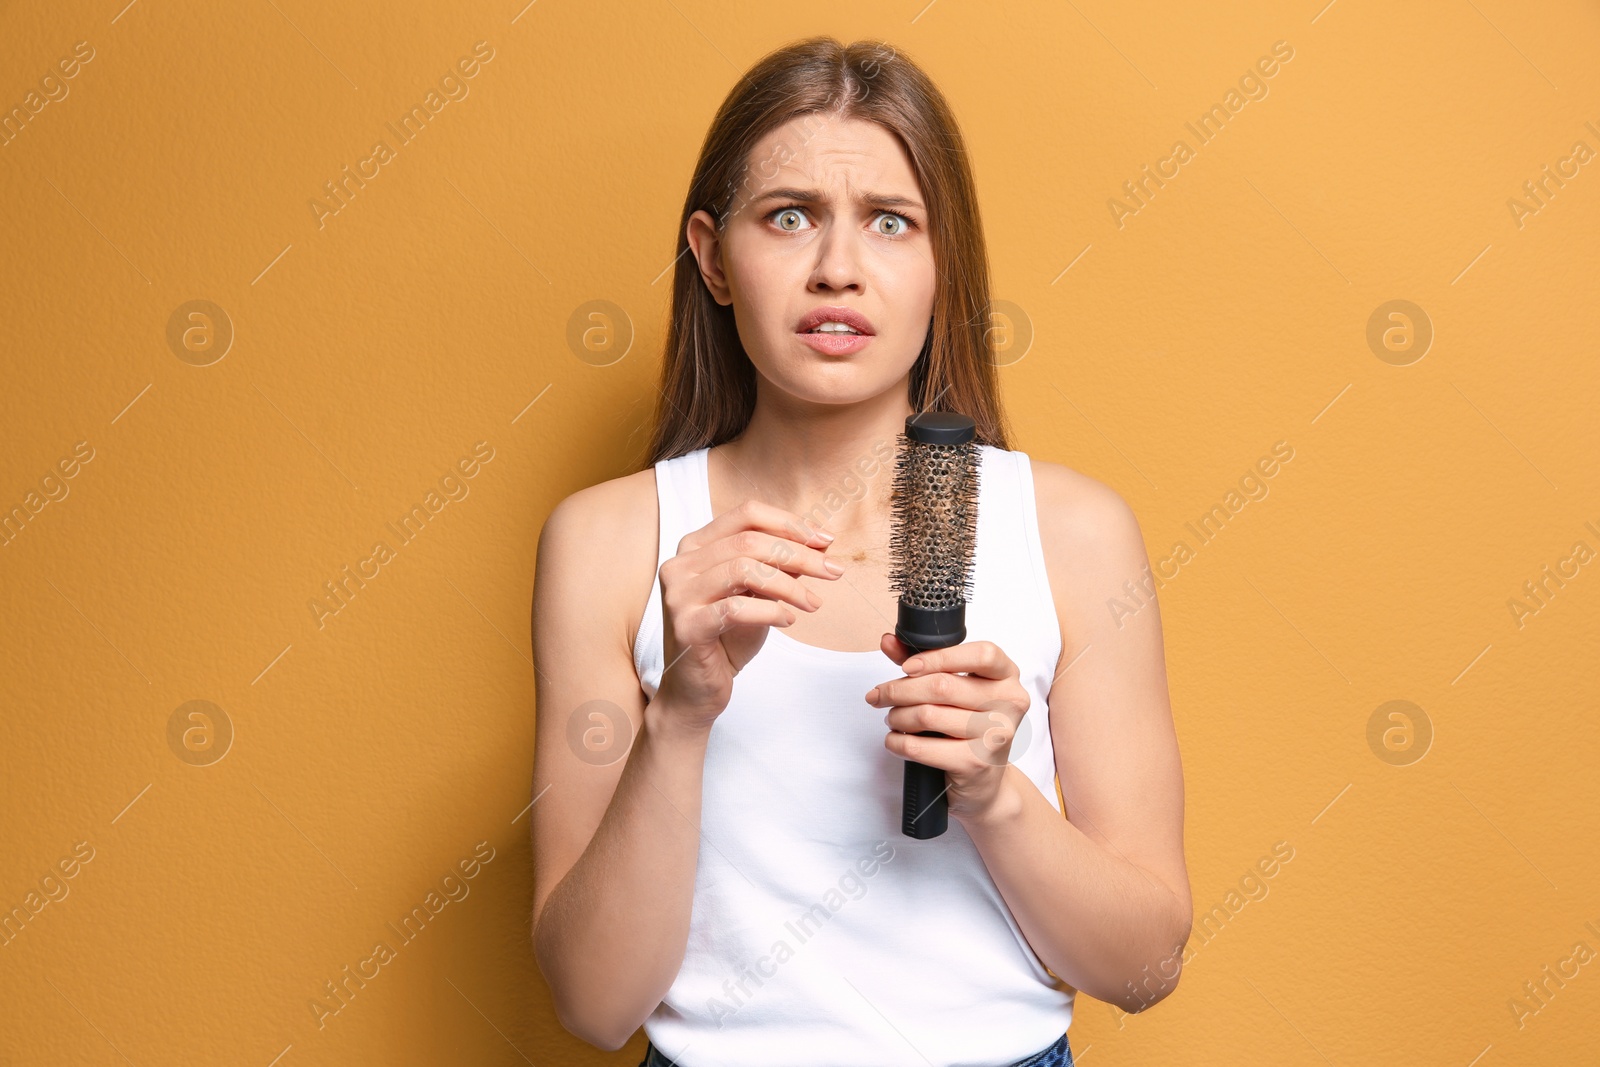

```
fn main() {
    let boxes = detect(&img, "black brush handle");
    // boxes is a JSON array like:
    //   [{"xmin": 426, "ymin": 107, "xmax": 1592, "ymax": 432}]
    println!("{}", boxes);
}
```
[
  {"xmin": 902, "ymin": 742, "xmax": 948, "ymax": 839},
  {"xmin": 896, "ymin": 607, "xmax": 964, "ymax": 839}
]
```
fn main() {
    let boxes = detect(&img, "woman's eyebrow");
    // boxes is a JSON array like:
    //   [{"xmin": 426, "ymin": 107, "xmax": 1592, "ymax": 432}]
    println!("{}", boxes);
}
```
[{"xmin": 749, "ymin": 186, "xmax": 925, "ymax": 212}]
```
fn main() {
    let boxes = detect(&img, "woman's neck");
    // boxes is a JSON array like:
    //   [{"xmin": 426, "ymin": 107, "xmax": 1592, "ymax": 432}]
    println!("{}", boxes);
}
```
[{"xmin": 710, "ymin": 391, "xmax": 913, "ymax": 543}]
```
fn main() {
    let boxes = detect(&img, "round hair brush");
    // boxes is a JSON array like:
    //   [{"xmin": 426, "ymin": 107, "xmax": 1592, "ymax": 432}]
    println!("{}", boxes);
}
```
[{"xmin": 887, "ymin": 411, "xmax": 981, "ymax": 840}]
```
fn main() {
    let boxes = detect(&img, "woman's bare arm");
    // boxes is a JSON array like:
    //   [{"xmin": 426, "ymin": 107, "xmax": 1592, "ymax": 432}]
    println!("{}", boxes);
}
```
[
  {"xmin": 952, "ymin": 462, "xmax": 1192, "ymax": 1013},
  {"xmin": 531, "ymin": 477, "xmax": 836, "ymax": 1049},
  {"xmin": 530, "ymin": 477, "xmax": 712, "ymax": 1051}
]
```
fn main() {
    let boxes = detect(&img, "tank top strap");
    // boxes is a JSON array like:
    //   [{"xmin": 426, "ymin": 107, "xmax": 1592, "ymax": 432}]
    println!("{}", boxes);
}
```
[
  {"xmin": 632, "ymin": 447, "xmax": 711, "ymax": 699},
  {"xmin": 965, "ymin": 445, "xmax": 1065, "ymax": 785},
  {"xmin": 972, "ymin": 446, "xmax": 1062, "ymax": 648},
  {"xmin": 651, "ymin": 447, "xmax": 713, "ymax": 569}
]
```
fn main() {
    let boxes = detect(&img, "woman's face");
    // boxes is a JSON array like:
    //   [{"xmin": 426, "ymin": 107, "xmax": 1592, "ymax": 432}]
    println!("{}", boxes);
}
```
[{"xmin": 689, "ymin": 115, "xmax": 937, "ymax": 406}]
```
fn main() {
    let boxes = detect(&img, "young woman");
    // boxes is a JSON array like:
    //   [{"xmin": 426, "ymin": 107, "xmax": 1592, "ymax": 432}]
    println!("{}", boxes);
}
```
[{"xmin": 531, "ymin": 37, "xmax": 1190, "ymax": 1067}]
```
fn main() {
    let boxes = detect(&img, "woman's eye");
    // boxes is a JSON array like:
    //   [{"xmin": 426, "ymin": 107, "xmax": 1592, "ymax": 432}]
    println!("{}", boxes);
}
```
[
  {"xmin": 772, "ymin": 207, "xmax": 810, "ymax": 231},
  {"xmin": 874, "ymin": 212, "xmax": 912, "ymax": 236}
]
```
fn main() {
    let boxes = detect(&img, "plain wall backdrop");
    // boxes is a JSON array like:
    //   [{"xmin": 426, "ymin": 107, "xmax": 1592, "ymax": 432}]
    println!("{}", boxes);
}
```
[{"xmin": 2, "ymin": 0, "xmax": 1597, "ymax": 1064}]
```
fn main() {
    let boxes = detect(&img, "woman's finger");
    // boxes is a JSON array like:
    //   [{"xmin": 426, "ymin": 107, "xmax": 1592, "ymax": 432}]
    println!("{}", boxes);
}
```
[
  {"xmin": 677, "ymin": 497, "xmax": 832, "ymax": 557},
  {"xmin": 866, "ymin": 671, "xmax": 1011, "ymax": 715},
  {"xmin": 883, "ymin": 730, "xmax": 996, "ymax": 772},
  {"xmin": 684, "ymin": 525, "xmax": 843, "ymax": 587},
  {"xmin": 896, "ymin": 639, "xmax": 1016, "ymax": 682},
  {"xmin": 677, "ymin": 595, "xmax": 797, "ymax": 646},
  {"xmin": 678, "ymin": 553, "xmax": 824, "ymax": 619},
  {"xmin": 883, "ymin": 703, "xmax": 1013, "ymax": 742}
]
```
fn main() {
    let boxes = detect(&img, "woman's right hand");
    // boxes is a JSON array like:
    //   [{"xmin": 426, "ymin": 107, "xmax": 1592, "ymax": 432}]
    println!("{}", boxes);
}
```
[{"xmin": 653, "ymin": 499, "xmax": 844, "ymax": 732}]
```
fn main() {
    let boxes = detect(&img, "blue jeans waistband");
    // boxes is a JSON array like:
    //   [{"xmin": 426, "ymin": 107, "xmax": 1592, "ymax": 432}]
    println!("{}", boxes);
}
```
[{"xmin": 640, "ymin": 1031, "xmax": 1073, "ymax": 1067}]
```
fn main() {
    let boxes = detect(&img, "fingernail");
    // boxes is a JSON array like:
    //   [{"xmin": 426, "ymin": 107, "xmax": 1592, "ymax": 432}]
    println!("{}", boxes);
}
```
[
  {"xmin": 824, "ymin": 557, "xmax": 845, "ymax": 575},
  {"xmin": 814, "ymin": 526, "xmax": 835, "ymax": 542},
  {"xmin": 903, "ymin": 657, "xmax": 923, "ymax": 673},
  {"xmin": 866, "ymin": 687, "xmax": 880, "ymax": 703}
]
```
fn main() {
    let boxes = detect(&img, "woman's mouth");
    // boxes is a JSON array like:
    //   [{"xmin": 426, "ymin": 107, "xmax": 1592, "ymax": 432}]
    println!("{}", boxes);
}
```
[
  {"xmin": 796, "ymin": 326, "xmax": 874, "ymax": 355},
  {"xmin": 794, "ymin": 307, "xmax": 876, "ymax": 355}
]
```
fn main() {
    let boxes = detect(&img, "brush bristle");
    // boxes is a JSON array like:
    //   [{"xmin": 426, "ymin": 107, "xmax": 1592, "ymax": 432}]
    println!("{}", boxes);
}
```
[{"xmin": 887, "ymin": 435, "xmax": 981, "ymax": 610}]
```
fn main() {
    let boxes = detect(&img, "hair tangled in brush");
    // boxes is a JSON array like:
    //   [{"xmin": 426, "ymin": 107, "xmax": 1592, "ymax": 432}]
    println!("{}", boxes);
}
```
[{"xmin": 887, "ymin": 434, "xmax": 980, "ymax": 612}]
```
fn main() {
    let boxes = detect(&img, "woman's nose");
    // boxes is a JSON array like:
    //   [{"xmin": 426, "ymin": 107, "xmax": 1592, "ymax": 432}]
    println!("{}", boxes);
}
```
[{"xmin": 807, "ymin": 227, "xmax": 865, "ymax": 292}]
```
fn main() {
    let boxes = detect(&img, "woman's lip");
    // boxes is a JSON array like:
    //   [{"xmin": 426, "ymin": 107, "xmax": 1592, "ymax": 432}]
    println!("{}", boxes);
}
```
[
  {"xmin": 796, "ymin": 331, "xmax": 874, "ymax": 355},
  {"xmin": 796, "ymin": 308, "xmax": 875, "ymax": 334}
]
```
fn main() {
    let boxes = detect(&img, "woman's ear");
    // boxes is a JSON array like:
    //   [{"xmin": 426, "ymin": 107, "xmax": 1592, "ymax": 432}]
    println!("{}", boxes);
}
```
[{"xmin": 686, "ymin": 209, "xmax": 732, "ymax": 306}]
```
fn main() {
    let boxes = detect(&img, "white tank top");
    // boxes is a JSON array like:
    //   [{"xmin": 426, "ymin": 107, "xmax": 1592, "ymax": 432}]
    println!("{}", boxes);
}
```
[{"xmin": 632, "ymin": 444, "xmax": 1074, "ymax": 1067}]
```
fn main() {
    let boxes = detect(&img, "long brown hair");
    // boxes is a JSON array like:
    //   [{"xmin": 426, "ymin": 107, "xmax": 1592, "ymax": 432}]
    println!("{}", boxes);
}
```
[{"xmin": 641, "ymin": 36, "xmax": 1012, "ymax": 468}]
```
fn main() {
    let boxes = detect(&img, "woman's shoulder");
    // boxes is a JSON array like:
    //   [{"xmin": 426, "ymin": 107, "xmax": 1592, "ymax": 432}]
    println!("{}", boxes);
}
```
[
  {"xmin": 1023, "ymin": 454, "xmax": 1148, "ymax": 586},
  {"xmin": 1024, "ymin": 453, "xmax": 1135, "ymax": 521},
  {"xmin": 542, "ymin": 464, "xmax": 657, "ymax": 538},
  {"xmin": 536, "ymin": 464, "xmax": 661, "ymax": 656}
]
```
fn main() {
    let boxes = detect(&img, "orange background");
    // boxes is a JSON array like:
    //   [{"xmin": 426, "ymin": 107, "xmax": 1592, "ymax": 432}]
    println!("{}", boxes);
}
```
[{"xmin": 3, "ymin": 1, "xmax": 1598, "ymax": 1064}]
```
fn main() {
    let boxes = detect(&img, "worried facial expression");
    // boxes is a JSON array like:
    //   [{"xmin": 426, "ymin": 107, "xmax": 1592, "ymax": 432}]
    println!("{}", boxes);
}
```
[{"xmin": 690, "ymin": 116, "xmax": 938, "ymax": 405}]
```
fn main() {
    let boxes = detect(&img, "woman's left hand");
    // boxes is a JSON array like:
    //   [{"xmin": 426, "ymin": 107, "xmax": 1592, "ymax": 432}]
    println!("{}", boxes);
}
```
[{"xmin": 866, "ymin": 634, "xmax": 1031, "ymax": 825}]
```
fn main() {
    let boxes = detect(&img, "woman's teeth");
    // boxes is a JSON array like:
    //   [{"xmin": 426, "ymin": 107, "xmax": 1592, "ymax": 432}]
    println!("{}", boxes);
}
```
[{"xmin": 808, "ymin": 322, "xmax": 861, "ymax": 334}]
